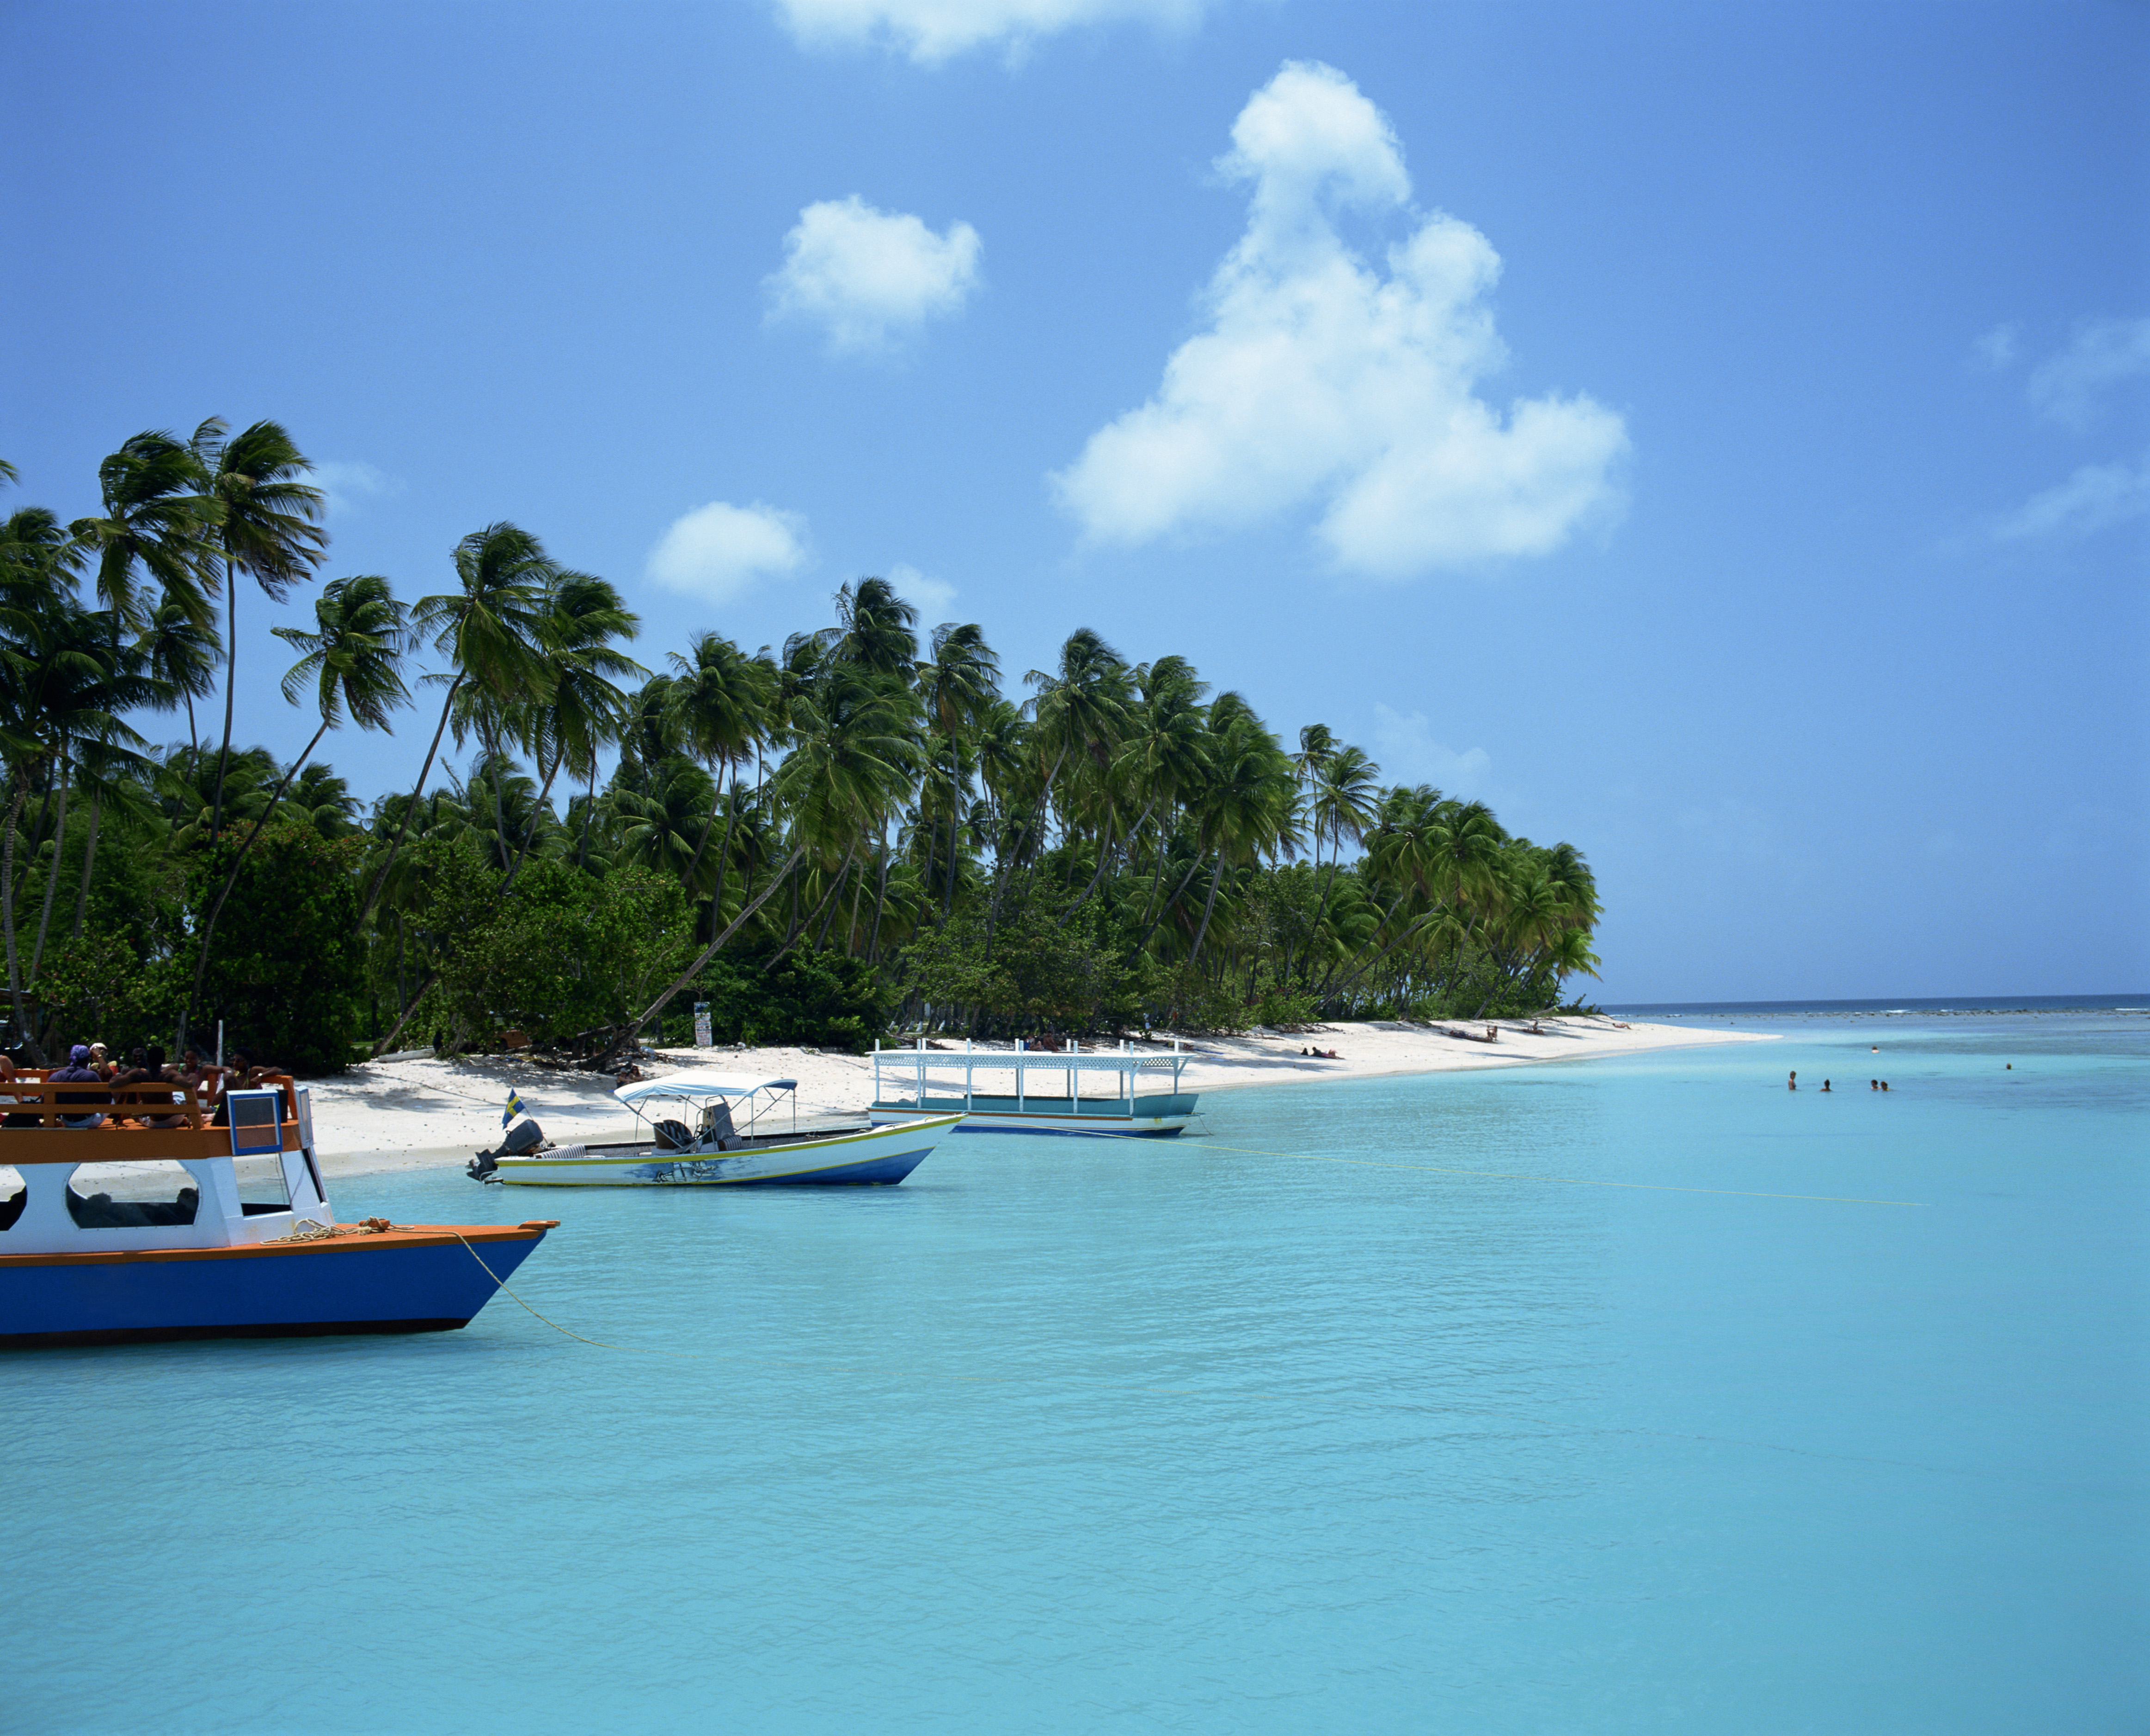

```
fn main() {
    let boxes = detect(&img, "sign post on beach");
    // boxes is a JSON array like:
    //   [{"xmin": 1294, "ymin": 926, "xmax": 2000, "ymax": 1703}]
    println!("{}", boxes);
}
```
[{"xmin": 693, "ymin": 1002, "xmax": 712, "ymax": 1048}]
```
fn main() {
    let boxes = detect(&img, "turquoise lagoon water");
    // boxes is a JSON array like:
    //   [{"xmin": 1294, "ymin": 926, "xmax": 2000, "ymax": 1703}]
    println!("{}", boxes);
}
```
[{"xmin": 6, "ymin": 1011, "xmax": 2145, "ymax": 1732}]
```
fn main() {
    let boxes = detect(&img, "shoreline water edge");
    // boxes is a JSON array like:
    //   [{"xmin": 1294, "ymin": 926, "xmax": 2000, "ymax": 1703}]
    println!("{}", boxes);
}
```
[{"xmin": 298, "ymin": 1015, "xmax": 1776, "ymax": 1181}]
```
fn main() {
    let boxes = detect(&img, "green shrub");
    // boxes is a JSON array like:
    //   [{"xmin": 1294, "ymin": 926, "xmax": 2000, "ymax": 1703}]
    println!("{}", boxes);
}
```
[{"xmin": 188, "ymin": 821, "xmax": 366, "ymax": 1075}]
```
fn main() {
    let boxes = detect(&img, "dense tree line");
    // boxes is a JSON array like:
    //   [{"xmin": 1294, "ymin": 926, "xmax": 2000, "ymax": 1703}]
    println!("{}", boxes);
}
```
[{"xmin": 0, "ymin": 424, "xmax": 1601, "ymax": 1072}]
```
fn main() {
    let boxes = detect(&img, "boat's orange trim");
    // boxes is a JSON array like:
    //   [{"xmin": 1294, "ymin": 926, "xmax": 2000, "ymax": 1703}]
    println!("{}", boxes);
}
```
[{"xmin": 0, "ymin": 1221, "xmax": 557, "ymax": 1269}]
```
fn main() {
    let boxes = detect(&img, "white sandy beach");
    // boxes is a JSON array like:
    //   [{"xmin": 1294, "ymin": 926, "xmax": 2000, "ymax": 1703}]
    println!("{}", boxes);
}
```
[{"xmin": 302, "ymin": 1016, "xmax": 1774, "ymax": 1181}]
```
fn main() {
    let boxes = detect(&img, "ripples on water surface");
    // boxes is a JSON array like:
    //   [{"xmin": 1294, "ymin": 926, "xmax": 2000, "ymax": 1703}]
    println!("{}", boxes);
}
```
[{"xmin": 7, "ymin": 1013, "xmax": 2144, "ymax": 1732}]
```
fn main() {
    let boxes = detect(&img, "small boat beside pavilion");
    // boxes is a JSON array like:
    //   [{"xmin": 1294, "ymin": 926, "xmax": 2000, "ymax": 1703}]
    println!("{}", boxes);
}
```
[{"xmin": 471, "ymin": 1073, "xmax": 959, "ymax": 1187}]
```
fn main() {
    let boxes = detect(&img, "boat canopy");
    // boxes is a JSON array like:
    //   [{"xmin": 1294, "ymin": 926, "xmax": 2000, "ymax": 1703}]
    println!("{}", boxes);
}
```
[{"xmin": 613, "ymin": 1072, "xmax": 799, "ymax": 1105}]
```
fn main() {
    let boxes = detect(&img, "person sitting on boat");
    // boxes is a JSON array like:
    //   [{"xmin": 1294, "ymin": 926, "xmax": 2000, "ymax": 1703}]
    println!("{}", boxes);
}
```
[
  {"xmin": 49, "ymin": 1045, "xmax": 109, "ymax": 1129},
  {"xmin": 106, "ymin": 1046, "xmax": 155, "ymax": 1123},
  {"xmin": 207, "ymin": 1049, "xmax": 256, "ymax": 1126},
  {"xmin": 117, "ymin": 1045, "xmax": 189, "ymax": 1128},
  {"xmin": 0, "ymin": 1054, "xmax": 37, "ymax": 1128}
]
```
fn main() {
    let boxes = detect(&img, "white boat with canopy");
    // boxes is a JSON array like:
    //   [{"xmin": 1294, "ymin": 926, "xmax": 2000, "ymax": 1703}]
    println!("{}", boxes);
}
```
[
  {"xmin": 868, "ymin": 1039, "xmax": 1198, "ymax": 1138},
  {"xmin": 470, "ymin": 1072, "xmax": 958, "ymax": 1188}
]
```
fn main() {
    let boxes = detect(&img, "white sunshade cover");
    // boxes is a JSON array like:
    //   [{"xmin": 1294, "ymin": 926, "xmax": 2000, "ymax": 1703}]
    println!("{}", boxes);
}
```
[{"xmin": 614, "ymin": 1072, "xmax": 799, "ymax": 1105}]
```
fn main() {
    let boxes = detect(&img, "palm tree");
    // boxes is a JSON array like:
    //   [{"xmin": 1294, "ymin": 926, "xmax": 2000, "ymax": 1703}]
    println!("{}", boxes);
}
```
[
  {"xmin": 137, "ymin": 592, "xmax": 222, "ymax": 772},
  {"xmin": 631, "ymin": 659, "xmax": 917, "ymax": 1039},
  {"xmin": 1183, "ymin": 699, "xmax": 1299, "ymax": 969},
  {"xmin": 667, "ymin": 631, "xmax": 772, "ymax": 919},
  {"xmin": 1095, "ymin": 654, "xmax": 1209, "ymax": 920},
  {"xmin": 829, "ymin": 576, "xmax": 920, "ymax": 677},
  {"xmin": 362, "ymin": 522, "xmax": 559, "ymax": 922},
  {"xmin": 1295, "ymin": 742, "xmax": 1380, "ymax": 989},
  {"xmin": 0, "ymin": 598, "xmax": 155, "ymax": 1044},
  {"xmin": 180, "ymin": 573, "xmax": 414, "ymax": 1043},
  {"xmin": 506, "ymin": 573, "xmax": 642, "ymax": 889},
  {"xmin": 915, "ymin": 621, "xmax": 999, "ymax": 922},
  {"xmin": 68, "ymin": 430, "xmax": 216, "ymax": 640},
  {"xmin": 191, "ymin": 418, "xmax": 327, "ymax": 837}
]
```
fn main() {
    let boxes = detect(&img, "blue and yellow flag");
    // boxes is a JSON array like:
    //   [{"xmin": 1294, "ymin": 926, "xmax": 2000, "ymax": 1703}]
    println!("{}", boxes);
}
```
[{"xmin": 503, "ymin": 1089, "xmax": 527, "ymax": 1128}]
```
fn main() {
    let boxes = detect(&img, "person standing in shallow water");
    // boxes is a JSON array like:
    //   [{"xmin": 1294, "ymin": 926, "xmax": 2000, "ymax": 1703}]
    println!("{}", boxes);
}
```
[
  {"xmin": 1821, "ymin": 1080, "xmax": 1832, "ymax": 1092},
  {"xmin": 1788, "ymin": 1071, "xmax": 1797, "ymax": 1090}
]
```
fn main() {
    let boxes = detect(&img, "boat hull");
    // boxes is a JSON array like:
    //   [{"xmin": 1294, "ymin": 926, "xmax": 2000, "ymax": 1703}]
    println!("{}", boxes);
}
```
[
  {"xmin": 491, "ymin": 1114, "xmax": 960, "ymax": 1186},
  {"xmin": 0, "ymin": 1223, "xmax": 553, "ymax": 1349}
]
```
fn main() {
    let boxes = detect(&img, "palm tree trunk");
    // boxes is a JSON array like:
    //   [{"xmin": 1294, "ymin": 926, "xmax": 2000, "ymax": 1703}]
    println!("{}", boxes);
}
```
[
  {"xmin": 705, "ymin": 765, "xmax": 741, "ymax": 934},
  {"xmin": 504, "ymin": 754, "xmax": 563, "ymax": 893},
  {"xmin": 845, "ymin": 858, "xmax": 868, "ymax": 954},
  {"xmin": 575, "ymin": 767, "xmax": 597, "ymax": 871},
  {"xmin": 777, "ymin": 851, "xmax": 854, "ymax": 968},
  {"xmin": 943, "ymin": 743, "xmax": 962, "ymax": 925},
  {"xmin": 812, "ymin": 850, "xmax": 856, "ymax": 951},
  {"xmin": 1135, "ymin": 822, "xmax": 1174, "ymax": 933},
  {"xmin": 30, "ymin": 749, "xmax": 70, "ymax": 987},
  {"xmin": 3, "ymin": 772, "xmax": 31, "ymax": 1044},
  {"xmin": 1138, "ymin": 843, "xmax": 1210, "ymax": 956},
  {"xmin": 71, "ymin": 791, "xmax": 103, "ymax": 941},
  {"xmin": 211, "ymin": 557, "xmax": 238, "ymax": 840},
  {"xmin": 361, "ymin": 673, "xmax": 464, "ymax": 924},
  {"xmin": 1297, "ymin": 857, "xmax": 1347, "ymax": 992},
  {"xmin": 632, "ymin": 840, "xmax": 809, "ymax": 1036},
  {"xmin": 371, "ymin": 968, "xmax": 442, "ymax": 1058},
  {"xmin": 1071, "ymin": 799, "xmax": 1152, "ymax": 915},
  {"xmin": 481, "ymin": 722, "xmax": 512, "ymax": 871},
  {"xmin": 1186, "ymin": 850, "xmax": 1225, "ymax": 968},
  {"xmin": 866, "ymin": 828, "xmax": 892, "ymax": 962}
]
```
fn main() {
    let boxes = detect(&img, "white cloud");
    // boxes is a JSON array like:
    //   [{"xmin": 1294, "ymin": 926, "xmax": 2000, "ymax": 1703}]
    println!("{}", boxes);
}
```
[
  {"xmin": 1991, "ymin": 451, "xmax": 2150, "ymax": 541},
  {"xmin": 773, "ymin": 0, "xmax": 1205, "ymax": 63},
  {"xmin": 2027, "ymin": 316, "xmax": 2150, "ymax": 428},
  {"xmin": 887, "ymin": 560, "xmax": 958, "ymax": 620},
  {"xmin": 766, "ymin": 197, "xmax": 982, "ymax": 355},
  {"xmin": 646, "ymin": 501, "xmax": 811, "ymax": 603},
  {"xmin": 1370, "ymin": 704, "xmax": 1491, "ymax": 798},
  {"xmin": 312, "ymin": 460, "xmax": 399, "ymax": 518},
  {"xmin": 1053, "ymin": 61, "xmax": 1628, "ymax": 580},
  {"xmin": 1971, "ymin": 324, "xmax": 2017, "ymax": 370}
]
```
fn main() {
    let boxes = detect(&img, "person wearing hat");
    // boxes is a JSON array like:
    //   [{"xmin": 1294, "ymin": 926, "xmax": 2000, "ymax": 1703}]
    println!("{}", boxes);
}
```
[{"xmin": 48, "ymin": 1045, "xmax": 109, "ymax": 1129}]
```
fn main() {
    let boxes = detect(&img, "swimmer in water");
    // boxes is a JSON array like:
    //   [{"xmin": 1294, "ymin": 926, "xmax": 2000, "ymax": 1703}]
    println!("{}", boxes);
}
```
[
  {"xmin": 1822, "ymin": 1080, "xmax": 1831, "ymax": 1092},
  {"xmin": 1788, "ymin": 1071, "xmax": 1797, "ymax": 1091}
]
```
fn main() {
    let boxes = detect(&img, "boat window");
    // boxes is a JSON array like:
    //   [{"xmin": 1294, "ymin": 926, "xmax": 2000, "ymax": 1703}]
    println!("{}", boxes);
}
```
[
  {"xmin": 233, "ymin": 1153, "xmax": 294, "ymax": 1217},
  {"xmin": 0, "ymin": 1165, "xmax": 23, "ymax": 1231},
  {"xmin": 225, "ymin": 1089, "xmax": 285, "ymax": 1156},
  {"xmin": 66, "ymin": 1160, "xmax": 200, "ymax": 1228}
]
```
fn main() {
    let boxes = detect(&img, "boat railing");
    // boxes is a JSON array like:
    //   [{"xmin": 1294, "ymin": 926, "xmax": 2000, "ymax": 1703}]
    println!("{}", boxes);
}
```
[
  {"xmin": 0, "ymin": 1071, "xmax": 304, "ymax": 1159},
  {"xmin": 871, "ymin": 1040, "xmax": 1190, "ymax": 1115}
]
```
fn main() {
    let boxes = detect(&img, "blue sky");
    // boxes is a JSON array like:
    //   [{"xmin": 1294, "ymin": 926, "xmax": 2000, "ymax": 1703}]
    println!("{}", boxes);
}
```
[{"xmin": 7, "ymin": 0, "xmax": 2145, "ymax": 1001}]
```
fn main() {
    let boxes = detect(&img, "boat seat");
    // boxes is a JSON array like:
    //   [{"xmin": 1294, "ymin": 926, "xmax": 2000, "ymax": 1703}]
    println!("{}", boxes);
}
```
[
  {"xmin": 698, "ymin": 1101, "xmax": 747, "ymax": 1152},
  {"xmin": 652, "ymin": 1118, "xmax": 694, "ymax": 1151}
]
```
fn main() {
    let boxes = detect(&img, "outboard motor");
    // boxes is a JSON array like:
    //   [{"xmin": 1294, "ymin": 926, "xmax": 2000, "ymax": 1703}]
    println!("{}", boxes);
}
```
[{"xmin": 467, "ymin": 1117, "xmax": 545, "ymax": 1182}]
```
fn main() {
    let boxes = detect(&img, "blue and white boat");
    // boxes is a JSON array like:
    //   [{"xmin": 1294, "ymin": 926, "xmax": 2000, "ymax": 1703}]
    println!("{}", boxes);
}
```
[
  {"xmin": 868, "ymin": 1040, "xmax": 1198, "ymax": 1138},
  {"xmin": 0, "ymin": 1071, "xmax": 553, "ymax": 1348},
  {"xmin": 473, "ymin": 1072, "xmax": 959, "ymax": 1187}
]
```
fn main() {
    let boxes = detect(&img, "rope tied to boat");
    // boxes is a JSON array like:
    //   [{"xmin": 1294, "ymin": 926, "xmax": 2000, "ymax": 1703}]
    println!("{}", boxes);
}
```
[{"xmin": 449, "ymin": 1230, "xmax": 694, "ymax": 1356}]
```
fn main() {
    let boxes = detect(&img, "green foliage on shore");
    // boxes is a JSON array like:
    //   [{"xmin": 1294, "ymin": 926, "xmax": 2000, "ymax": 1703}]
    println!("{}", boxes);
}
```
[
  {"xmin": 187, "ymin": 821, "xmax": 366, "ymax": 1074},
  {"xmin": 0, "ymin": 420, "xmax": 1605, "ymax": 1071}
]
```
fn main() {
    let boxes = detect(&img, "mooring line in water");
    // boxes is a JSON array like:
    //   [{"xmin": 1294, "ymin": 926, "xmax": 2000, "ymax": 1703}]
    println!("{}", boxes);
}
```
[
  {"xmin": 453, "ymin": 1233, "xmax": 697, "ymax": 1356},
  {"xmin": 1192, "ymin": 1141, "xmax": 1929, "ymax": 1206}
]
